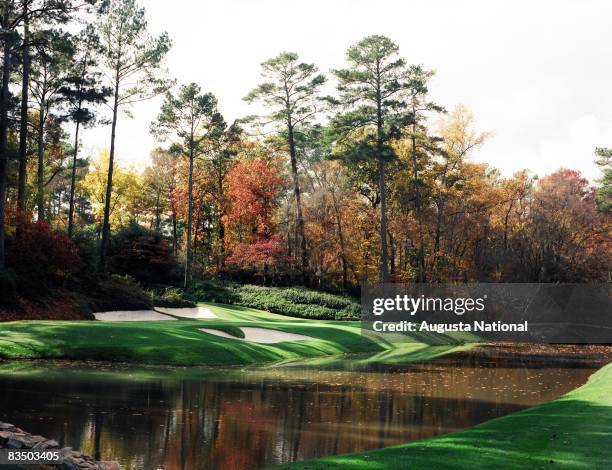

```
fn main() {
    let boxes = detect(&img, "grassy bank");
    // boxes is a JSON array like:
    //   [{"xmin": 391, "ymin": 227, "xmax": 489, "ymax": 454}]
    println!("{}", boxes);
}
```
[
  {"xmin": 0, "ymin": 303, "xmax": 469, "ymax": 367},
  {"xmin": 278, "ymin": 362, "xmax": 612, "ymax": 469}
]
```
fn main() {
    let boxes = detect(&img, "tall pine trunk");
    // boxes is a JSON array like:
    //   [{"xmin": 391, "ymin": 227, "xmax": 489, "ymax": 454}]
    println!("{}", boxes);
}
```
[
  {"xmin": 376, "ymin": 72, "xmax": 389, "ymax": 283},
  {"xmin": 286, "ymin": 119, "xmax": 308, "ymax": 285},
  {"xmin": 172, "ymin": 211, "xmax": 177, "ymax": 257},
  {"xmin": 0, "ymin": 29, "xmax": 12, "ymax": 268},
  {"xmin": 378, "ymin": 155, "xmax": 388, "ymax": 282},
  {"xmin": 17, "ymin": 10, "xmax": 29, "ymax": 211},
  {"xmin": 36, "ymin": 101, "xmax": 45, "ymax": 221},
  {"xmin": 217, "ymin": 175, "xmax": 225, "ymax": 271},
  {"xmin": 218, "ymin": 220, "xmax": 225, "ymax": 271},
  {"xmin": 67, "ymin": 119, "xmax": 81, "ymax": 237},
  {"xmin": 331, "ymin": 190, "xmax": 348, "ymax": 290},
  {"xmin": 184, "ymin": 149, "xmax": 194, "ymax": 288},
  {"xmin": 68, "ymin": 51, "xmax": 89, "ymax": 238},
  {"xmin": 99, "ymin": 75, "xmax": 120, "ymax": 268},
  {"xmin": 411, "ymin": 118, "xmax": 425, "ymax": 282}
]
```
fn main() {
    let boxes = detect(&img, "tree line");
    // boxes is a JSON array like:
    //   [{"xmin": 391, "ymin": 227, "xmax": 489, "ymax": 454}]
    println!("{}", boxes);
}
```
[{"xmin": 0, "ymin": 0, "xmax": 609, "ymax": 295}]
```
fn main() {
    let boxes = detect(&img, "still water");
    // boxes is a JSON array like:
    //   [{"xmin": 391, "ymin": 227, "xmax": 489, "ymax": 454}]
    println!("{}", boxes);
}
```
[{"xmin": 0, "ymin": 346, "xmax": 608, "ymax": 469}]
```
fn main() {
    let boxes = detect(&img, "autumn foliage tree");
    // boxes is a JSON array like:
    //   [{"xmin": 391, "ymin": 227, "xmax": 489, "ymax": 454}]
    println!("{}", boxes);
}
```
[
  {"xmin": 2, "ymin": 26, "xmax": 611, "ymax": 305},
  {"xmin": 512, "ymin": 169, "xmax": 611, "ymax": 281},
  {"xmin": 224, "ymin": 159, "xmax": 287, "ymax": 282},
  {"xmin": 7, "ymin": 220, "xmax": 81, "ymax": 295},
  {"xmin": 107, "ymin": 223, "xmax": 177, "ymax": 285}
]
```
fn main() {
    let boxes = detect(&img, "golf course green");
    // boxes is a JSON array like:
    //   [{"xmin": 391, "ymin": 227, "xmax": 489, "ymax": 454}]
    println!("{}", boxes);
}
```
[
  {"xmin": 0, "ymin": 302, "xmax": 610, "ymax": 470},
  {"xmin": 0, "ymin": 302, "xmax": 470, "ymax": 366}
]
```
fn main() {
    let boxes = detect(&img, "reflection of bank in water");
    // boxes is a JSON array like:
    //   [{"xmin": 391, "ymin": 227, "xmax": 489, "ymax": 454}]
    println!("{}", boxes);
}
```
[{"xmin": 0, "ymin": 344, "xmax": 609, "ymax": 470}]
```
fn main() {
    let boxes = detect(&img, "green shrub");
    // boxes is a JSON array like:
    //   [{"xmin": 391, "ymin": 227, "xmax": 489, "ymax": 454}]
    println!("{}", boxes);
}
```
[
  {"xmin": 335, "ymin": 303, "xmax": 364, "ymax": 320},
  {"xmin": 151, "ymin": 288, "xmax": 196, "ymax": 308},
  {"xmin": 89, "ymin": 274, "xmax": 153, "ymax": 312},
  {"xmin": 70, "ymin": 225, "xmax": 99, "ymax": 272},
  {"xmin": 186, "ymin": 280, "xmax": 362, "ymax": 321},
  {"xmin": 185, "ymin": 279, "xmax": 240, "ymax": 304},
  {"xmin": 236, "ymin": 286, "xmax": 337, "ymax": 319},
  {"xmin": 281, "ymin": 287, "xmax": 353, "ymax": 309}
]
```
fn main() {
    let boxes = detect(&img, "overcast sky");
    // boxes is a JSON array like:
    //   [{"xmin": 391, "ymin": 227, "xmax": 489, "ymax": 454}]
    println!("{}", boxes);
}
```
[{"xmin": 81, "ymin": 0, "xmax": 612, "ymax": 182}]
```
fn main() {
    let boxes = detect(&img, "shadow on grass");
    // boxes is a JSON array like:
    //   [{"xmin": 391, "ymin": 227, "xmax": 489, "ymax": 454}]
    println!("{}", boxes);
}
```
[
  {"xmin": 280, "ymin": 390, "xmax": 612, "ymax": 469},
  {"xmin": 0, "ymin": 318, "xmax": 384, "ymax": 366}
]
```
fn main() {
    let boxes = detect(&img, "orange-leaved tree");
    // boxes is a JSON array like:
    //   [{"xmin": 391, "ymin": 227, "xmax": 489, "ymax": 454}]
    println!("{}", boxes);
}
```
[{"xmin": 224, "ymin": 159, "xmax": 287, "ymax": 283}]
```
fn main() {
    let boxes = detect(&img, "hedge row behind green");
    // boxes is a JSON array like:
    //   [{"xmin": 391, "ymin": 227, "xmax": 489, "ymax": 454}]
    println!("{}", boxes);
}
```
[{"xmin": 186, "ymin": 281, "xmax": 362, "ymax": 321}]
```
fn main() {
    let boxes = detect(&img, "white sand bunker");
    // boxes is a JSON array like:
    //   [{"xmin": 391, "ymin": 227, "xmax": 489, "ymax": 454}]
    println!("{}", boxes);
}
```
[
  {"xmin": 199, "ymin": 327, "xmax": 313, "ymax": 344},
  {"xmin": 94, "ymin": 310, "xmax": 176, "ymax": 321},
  {"xmin": 156, "ymin": 306, "xmax": 217, "ymax": 319}
]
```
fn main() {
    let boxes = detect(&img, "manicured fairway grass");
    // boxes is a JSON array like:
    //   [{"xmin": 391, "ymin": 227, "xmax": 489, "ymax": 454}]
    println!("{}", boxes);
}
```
[
  {"xmin": 0, "ymin": 303, "xmax": 469, "ymax": 366},
  {"xmin": 278, "ymin": 362, "xmax": 612, "ymax": 470}
]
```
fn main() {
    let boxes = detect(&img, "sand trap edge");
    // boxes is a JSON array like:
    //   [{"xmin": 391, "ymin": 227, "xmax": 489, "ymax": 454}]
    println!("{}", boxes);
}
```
[
  {"xmin": 93, "ymin": 310, "xmax": 176, "ymax": 321},
  {"xmin": 199, "ymin": 326, "xmax": 314, "ymax": 344}
]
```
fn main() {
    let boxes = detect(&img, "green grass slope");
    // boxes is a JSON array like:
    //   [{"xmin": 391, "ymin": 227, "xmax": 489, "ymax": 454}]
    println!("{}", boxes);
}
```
[
  {"xmin": 0, "ymin": 303, "xmax": 469, "ymax": 367},
  {"xmin": 277, "ymin": 362, "xmax": 612, "ymax": 470}
]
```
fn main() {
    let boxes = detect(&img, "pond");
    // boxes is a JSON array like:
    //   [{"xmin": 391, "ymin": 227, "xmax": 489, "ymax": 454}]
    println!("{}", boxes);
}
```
[{"xmin": 0, "ymin": 345, "xmax": 609, "ymax": 469}]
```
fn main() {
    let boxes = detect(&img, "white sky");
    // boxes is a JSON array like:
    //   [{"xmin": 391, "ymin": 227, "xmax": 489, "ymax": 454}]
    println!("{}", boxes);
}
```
[{"xmin": 80, "ymin": 0, "xmax": 612, "ymax": 182}]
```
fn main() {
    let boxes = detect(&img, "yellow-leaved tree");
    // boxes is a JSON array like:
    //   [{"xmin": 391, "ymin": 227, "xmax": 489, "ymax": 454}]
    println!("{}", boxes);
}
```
[{"xmin": 80, "ymin": 150, "xmax": 145, "ymax": 229}]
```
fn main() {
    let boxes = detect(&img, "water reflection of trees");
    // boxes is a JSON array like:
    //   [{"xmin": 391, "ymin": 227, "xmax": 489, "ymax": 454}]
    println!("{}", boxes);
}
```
[{"xmin": 0, "ymin": 361, "xmax": 598, "ymax": 470}]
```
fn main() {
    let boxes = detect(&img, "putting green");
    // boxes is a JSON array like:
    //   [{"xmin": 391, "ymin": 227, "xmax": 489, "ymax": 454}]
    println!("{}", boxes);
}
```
[{"xmin": 0, "ymin": 302, "xmax": 469, "ymax": 367}]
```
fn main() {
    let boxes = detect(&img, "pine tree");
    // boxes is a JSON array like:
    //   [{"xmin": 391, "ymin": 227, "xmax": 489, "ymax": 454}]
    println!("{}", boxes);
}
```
[
  {"xmin": 244, "ymin": 52, "xmax": 325, "ymax": 285},
  {"xmin": 151, "ymin": 82, "xmax": 223, "ymax": 287},
  {"xmin": 97, "ymin": 0, "xmax": 171, "ymax": 268},
  {"xmin": 330, "ymin": 35, "xmax": 414, "ymax": 282}
]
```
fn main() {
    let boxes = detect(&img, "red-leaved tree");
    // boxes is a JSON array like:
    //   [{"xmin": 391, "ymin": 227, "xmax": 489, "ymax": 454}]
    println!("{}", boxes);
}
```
[
  {"xmin": 7, "ymin": 221, "xmax": 82, "ymax": 295},
  {"xmin": 224, "ymin": 160, "xmax": 288, "ymax": 281},
  {"xmin": 224, "ymin": 159, "xmax": 282, "ymax": 239}
]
